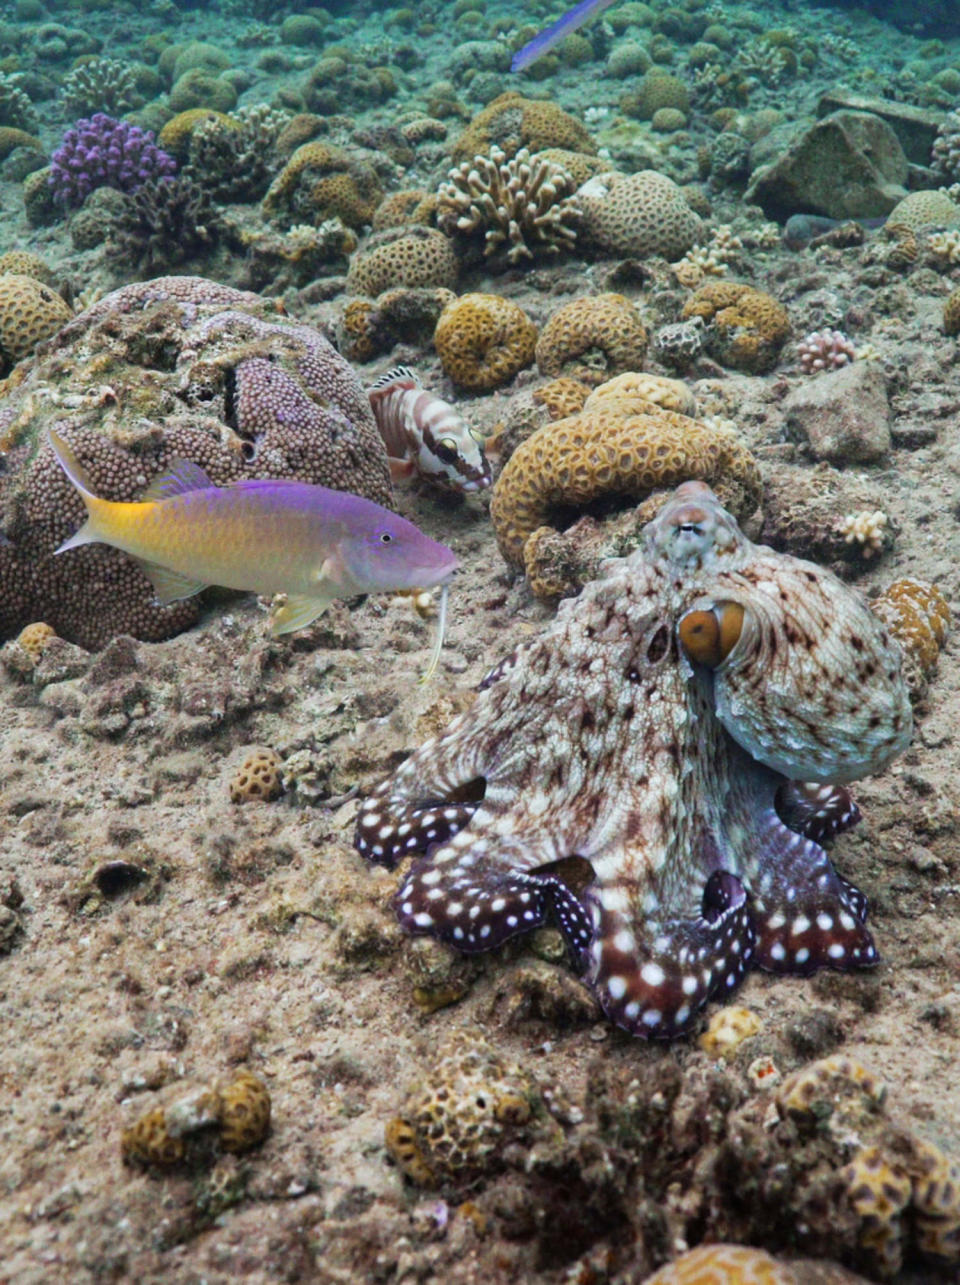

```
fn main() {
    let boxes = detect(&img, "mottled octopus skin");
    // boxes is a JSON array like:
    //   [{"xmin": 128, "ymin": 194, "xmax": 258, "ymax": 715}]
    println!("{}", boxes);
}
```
[{"xmin": 356, "ymin": 482, "xmax": 912, "ymax": 1037}]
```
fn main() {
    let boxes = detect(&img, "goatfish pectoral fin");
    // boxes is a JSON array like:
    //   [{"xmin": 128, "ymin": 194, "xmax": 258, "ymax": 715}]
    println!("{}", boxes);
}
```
[
  {"xmin": 269, "ymin": 591, "xmax": 336, "ymax": 635},
  {"xmin": 136, "ymin": 559, "xmax": 208, "ymax": 605},
  {"xmin": 388, "ymin": 456, "xmax": 416, "ymax": 481}
]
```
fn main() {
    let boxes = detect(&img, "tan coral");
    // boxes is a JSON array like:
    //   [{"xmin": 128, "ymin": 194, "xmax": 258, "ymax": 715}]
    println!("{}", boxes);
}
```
[
  {"xmin": 943, "ymin": 288, "xmax": 960, "ymax": 336},
  {"xmin": 885, "ymin": 189, "xmax": 960, "ymax": 232},
  {"xmin": 434, "ymin": 292, "xmax": 537, "ymax": 391},
  {"xmin": 776, "ymin": 1055, "xmax": 885, "ymax": 1121},
  {"xmin": 699, "ymin": 1005, "xmax": 762, "ymax": 1060},
  {"xmin": 884, "ymin": 222, "xmax": 918, "ymax": 269},
  {"xmin": 0, "ymin": 251, "xmax": 53, "ymax": 284},
  {"xmin": 576, "ymin": 169, "xmax": 704, "ymax": 260},
  {"xmin": 0, "ymin": 274, "xmax": 72, "ymax": 372},
  {"xmin": 385, "ymin": 1029, "xmax": 537, "ymax": 1186},
  {"xmin": 642, "ymin": 1245, "xmax": 795, "ymax": 1284},
  {"xmin": 585, "ymin": 369, "xmax": 697, "ymax": 416},
  {"xmin": 537, "ymin": 147, "xmax": 612, "ymax": 187},
  {"xmin": 15, "ymin": 621, "xmax": 58, "ymax": 662},
  {"xmin": 262, "ymin": 141, "xmax": 382, "ymax": 229},
  {"xmin": 158, "ymin": 108, "xmax": 237, "ymax": 158},
  {"xmin": 218, "ymin": 1071, "xmax": 271, "ymax": 1154},
  {"xmin": 871, "ymin": 577, "xmax": 951, "ymax": 702},
  {"xmin": 843, "ymin": 1145, "xmax": 913, "ymax": 1276},
  {"xmin": 371, "ymin": 188, "xmax": 436, "ymax": 230},
  {"xmin": 489, "ymin": 398, "xmax": 762, "ymax": 571},
  {"xmin": 682, "ymin": 281, "xmax": 790, "ymax": 373},
  {"xmin": 450, "ymin": 91, "xmax": 596, "ymax": 164},
  {"xmin": 533, "ymin": 376, "xmax": 591, "ymax": 419},
  {"xmin": 535, "ymin": 293, "xmax": 648, "ymax": 386},
  {"xmin": 346, "ymin": 227, "xmax": 458, "ymax": 296},
  {"xmin": 229, "ymin": 747, "xmax": 284, "ymax": 803}
]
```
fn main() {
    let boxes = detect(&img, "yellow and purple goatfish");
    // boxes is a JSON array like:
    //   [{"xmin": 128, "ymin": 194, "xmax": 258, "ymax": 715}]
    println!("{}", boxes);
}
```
[{"xmin": 49, "ymin": 429, "xmax": 459, "ymax": 646}]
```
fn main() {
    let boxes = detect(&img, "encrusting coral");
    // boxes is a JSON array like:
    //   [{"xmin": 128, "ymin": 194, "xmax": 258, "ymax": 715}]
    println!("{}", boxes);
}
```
[
  {"xmin": 0, "ymin": 277, "xmax": 392, "ymax": 648},
  {"xmin": 437, "ymin": 146, "xmax": 581, "ymax": 265}
]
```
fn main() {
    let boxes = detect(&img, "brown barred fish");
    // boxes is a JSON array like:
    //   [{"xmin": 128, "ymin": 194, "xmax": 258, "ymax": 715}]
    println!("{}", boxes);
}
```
[{"xmin": 367, "ymin": 366, "xmax": 491, "ymax": 493}]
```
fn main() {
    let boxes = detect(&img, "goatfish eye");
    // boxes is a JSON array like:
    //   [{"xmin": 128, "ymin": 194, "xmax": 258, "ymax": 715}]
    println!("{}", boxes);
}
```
[{"xmin": 434, "ymin": 438, "xmax": 459, "ymax": 465}]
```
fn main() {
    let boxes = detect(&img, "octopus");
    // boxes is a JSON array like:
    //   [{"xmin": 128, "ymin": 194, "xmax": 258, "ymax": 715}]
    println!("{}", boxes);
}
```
[{"xmin": 355, "ymin": 482, "xmax": 913, "ymax": 1037}]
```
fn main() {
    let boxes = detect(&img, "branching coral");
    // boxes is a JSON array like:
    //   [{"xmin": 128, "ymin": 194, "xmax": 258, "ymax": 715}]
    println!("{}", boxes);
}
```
[
  {"xmin": 0, "ymin": 72, "xmax": 36, "ymax": 132},
  {"xmin": 186, "ymin": 103, "xmax": 291, "ymax": 202},
  {"xmin": 49, "ymin": 114, "xmax": 176, "ymax": 209},
  {"xmin": 61, "ymin": 57, "xmax": 141, "ymax": 118},
  {"xmin": 932, "ymin": 109, "xmax": 960, "ymax": 182},
  {"xmin": 437, "ymin": 145, "xmax": 581, "ymax": 265},
  {"xmin": 838, "ymin": 509, "xmax": 888, "ymax": 558},
  {"xmin": 107, "ymin": 175, "xmax": 224, "ymax": 273},
  {"xmin": 797, "ymin": 327, "xmax": 856, "ymax": 373}
]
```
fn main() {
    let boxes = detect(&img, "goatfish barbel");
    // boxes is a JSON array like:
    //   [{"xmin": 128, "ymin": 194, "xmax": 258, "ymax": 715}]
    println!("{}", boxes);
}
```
[
  {"xmin": 48, "ymin": 428, "xmax": 459, "ymax": 642},
  {"xmin": 511, "ymin": 0, "xmax": 618, "ymax": 72}
]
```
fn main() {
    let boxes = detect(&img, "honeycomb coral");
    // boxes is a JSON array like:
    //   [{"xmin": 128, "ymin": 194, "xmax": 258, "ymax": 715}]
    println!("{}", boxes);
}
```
[
  {"xmin": 437, "ymin": 146, "xmax": 581, "ymax": 264},
  {"xmin": 577, "ymin": 170, "xmax": 704, "ymax": 260},
  {"xmin": 434, "ymin": 292, "xmax": 537, "ymax": 391},
  {"xmin": 535, "ymin": 293, "xmax": 648, "ymax": 386},
  {"xmin": 0, "ymin": 251, "xmax": 53, "ymax": 284},
  {"xmin": 871, "ymin": 577, "xmax": 951, "ymax": 702},
  {"xmin": 345, "ymin": 227, "xmax": 459, "ymax": 297},
  {"xmin": 218, "ymin": 1071, "xmax": 272, "ymax": 1154},
  {"xmin": 533, "ymin": 377, "xmax": 591, "ymax": 419},
  {"xmin": 385, "ymin": 1030, "xmax": 537, "ymax": 1185},
  {"xmin": 489, "ymin": 395, "xmax": 762, "ymax": 572},
  {"xmin": 583, "ymin": 369, "xmax": 696, "ymax": 416},
  {"xmin": 643, "ymin": 1245, "xmax": 795, "ymax": 1284},
  {"xmin": 0, "ymin": 277, "xmax": 393, "ymax": 648},
  {"xmin": 371, "ymin": 188, "xmax": 435, "ymax": 231},
  {"xmin": 263, "ymin": 141, "xmax": 383, "ymax": 230},
  {"xmin": 15, "ymin": 621, "xmax": 58, "ymax": 662},
  {"xmin": 885, "ymin": 189, "xmax": 960, "ymax": 232},
  {"xmin": 0, "ymin": 274, "xmax": 72, "ymax": 374},
  {"xmin": 843, "ymin": 1145, "xmax": 913, "ymax": 1275},
  {"xmin": 450, "ymin": 91, "xmax": 596, "ymax": 164},
  {"xmin": 943, "ymin": 288, "xmax": 960, "ymax": 336},
  {"xmin": 629, "ymin": 68, "xmax": 691, "ymax": 121},
  {"xmin": 682, "ymin": 281, "xmax": 790, "ymax": 374},
  {"xmin": 230, "ymin": 747, "xmax": 284, "ymax": 803}
]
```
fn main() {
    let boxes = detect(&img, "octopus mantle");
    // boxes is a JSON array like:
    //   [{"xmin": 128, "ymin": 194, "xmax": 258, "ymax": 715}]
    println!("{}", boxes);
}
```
[{"xmin": 356, "ymin": 482, "xmax": 912, "ymax": 1037}]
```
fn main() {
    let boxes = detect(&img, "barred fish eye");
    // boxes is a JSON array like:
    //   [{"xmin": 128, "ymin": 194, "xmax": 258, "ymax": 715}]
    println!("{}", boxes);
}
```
[{"xmin": 435, "ymin": 438, "xmax": 459, "ymax": 464}]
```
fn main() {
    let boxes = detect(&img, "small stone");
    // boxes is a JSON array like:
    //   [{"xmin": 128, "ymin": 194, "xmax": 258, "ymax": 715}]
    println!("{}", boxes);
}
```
[{"xmin": 783, "ymin": 360, "xmax": 891, "ymax": 462}]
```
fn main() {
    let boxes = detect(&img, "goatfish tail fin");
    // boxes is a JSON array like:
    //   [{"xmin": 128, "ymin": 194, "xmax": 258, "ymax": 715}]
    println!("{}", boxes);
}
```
[{"xmin": 48, "ymin": 428, "xmax": 107, "ymax": 554}]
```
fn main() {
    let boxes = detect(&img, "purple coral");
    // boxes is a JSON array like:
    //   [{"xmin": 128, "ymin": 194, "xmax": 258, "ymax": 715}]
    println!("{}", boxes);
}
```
[
  {"xmin": 49, "ymin": 113, "xmax": 177, "ymax": 209},
  {"xmin": 797, "ymin": 327, "xmax": 856, "ymax": 374}
]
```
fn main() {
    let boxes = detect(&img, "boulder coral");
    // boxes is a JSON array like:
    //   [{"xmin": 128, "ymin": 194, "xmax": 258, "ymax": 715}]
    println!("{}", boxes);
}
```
[
  {"xmin": 0, "ymin": 274, "xmax": 72, "ymax": 375},
  {"xmin": 450, "ymin": 91, "xmax": 596, "ymax": 164},
  {"xmin": 434, "ymin": 292, "xmax": 537, "ymax": 391},
  {"xmin": 576, "ymin": 169, "xmax": 704, "ymax": 260},
  {"xmin": 263, "ymin": 141, "xmax": 383, "ymax": 230},
  {"xmin": 535, "ymin": 293, "xmax": 649, "ymax": 385},
  {"xmin": 0, "ymin": 277, "xmax": 392, "ymax": 648},
  {"xmin": 345, "ymin": 226, "xmax": 459, "ymax": 297}
]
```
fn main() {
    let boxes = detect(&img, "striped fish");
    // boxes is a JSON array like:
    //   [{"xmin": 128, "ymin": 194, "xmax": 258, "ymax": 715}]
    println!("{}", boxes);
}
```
[{"xmin": 368, "ymin": 366, "xmax": 491, "ymax": 493}]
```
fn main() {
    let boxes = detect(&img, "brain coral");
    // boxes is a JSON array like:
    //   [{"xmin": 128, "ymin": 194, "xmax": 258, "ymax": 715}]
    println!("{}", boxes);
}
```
[
  {"xmin": 885, "ymin": 188, "xmax": 960, "ymax": 232},
  {"xmin": 576, "ymin": 169, "xmax": 704, "ymax": 260},
  {"xmin": 535, "ymin": 293, "xmax": 648, "ymax": 385},
  {"xmin": 0, "ymin": 277, "xmax": 392, "ymax": 648},
  {"xmin": 434, "ymin": 292, "xmax": 537, "ymax": 390},
  {"xmin": 682, "ymin": 281, "xmax": 790, "ymax": 373},
  {"xmin": 489, "ymin": 392, "xmax": 762, "ymax": 578},
  {"xmin": 450, "ymin": 91, "xmax": 596, "ymax": 164},
  {"xmin": 0, "ymin": 274, "xmax": 72, "ymax": 375},
  {"xmin": 346, "ymin": 226, "xmax": 459, "ymax": 297},
  {"xmin": 262, "ymin": 141, "xmax": 383, "ymax": 230}
]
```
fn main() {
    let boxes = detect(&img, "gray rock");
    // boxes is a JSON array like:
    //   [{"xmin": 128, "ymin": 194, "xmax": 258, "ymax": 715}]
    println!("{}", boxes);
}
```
[
  {"xmin": 745, "ymin": 110, "xmax": 909, "ymax": 221},
  {"xmin": 816, "ymin": 89, "xmax": 945, "ymax": 165},
  {"xmin": 782, "ymin": 361, "xmax": 891, "ymax": 463}
]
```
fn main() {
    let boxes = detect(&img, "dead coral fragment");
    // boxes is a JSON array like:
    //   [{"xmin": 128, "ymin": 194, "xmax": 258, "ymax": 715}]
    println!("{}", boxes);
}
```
[
  {"xmin": 535, "ymin": 293, "xmax": 648, "ymax": 386},
  {"xmin": 437, "ymin": 146, "xmax": 581, "ymax": 264},
  {"xmin": 434, "ymin": 292, "xmax": 537, "ymax": 391},
  {"xmin": 230, "ymin": 747, "xmax": 284, "ymax": 804},
  {"xmin": 122, "ymin": 1072, "xmax": 271, "ymax": 1172}
]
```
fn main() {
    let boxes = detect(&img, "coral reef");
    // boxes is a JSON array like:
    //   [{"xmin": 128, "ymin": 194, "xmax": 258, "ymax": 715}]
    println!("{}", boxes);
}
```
[
  {"xmin": 437, "ymin": 146, "xmax": 581, "ymax": 265},
  {"xmin": 0, "ymin": 278, "xmax": 392, "ymax": 647},
  {"xmin": 534, "ymin": 293, "xmax": 648, "ymax": 385},
  {"xmin": 49, "ymin": 114, "xmax": 176, "ymax": 210},
  {"xmin": 434, "ymin": 292, "xmax": 537, "ymax": 391},
  {"xmin": 682, "ymin": 282, "xmax": 791, "ymax": 374}
]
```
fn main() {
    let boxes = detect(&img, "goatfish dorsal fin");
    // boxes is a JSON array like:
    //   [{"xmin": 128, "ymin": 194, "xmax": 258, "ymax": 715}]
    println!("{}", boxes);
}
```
[
  {"xmin": 141, "ymin": 458, "xmax": 215, "ymax": 501},
  {"xmin": 369, "ymin": 365, "xmax": 420, "ymax": 391},
  {"xmin": 270, "ymin": 591, "xmax": 336, "ymax": 635},
  {"xmin": 136, "ymin": 559, "xmax": 208, "ymax": 605}
]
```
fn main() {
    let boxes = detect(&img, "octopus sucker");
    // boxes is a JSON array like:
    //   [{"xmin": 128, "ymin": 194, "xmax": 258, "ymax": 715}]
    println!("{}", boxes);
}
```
[{"xmin": 356, "ymin": 481, "xmax": 912, "ymax": 1038}]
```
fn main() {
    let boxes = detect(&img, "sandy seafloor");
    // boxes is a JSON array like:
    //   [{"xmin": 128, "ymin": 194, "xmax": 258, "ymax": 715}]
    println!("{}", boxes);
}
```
[{"xmin": 2, "ymin": 0, "xmax": 960, "ymax": 1281}]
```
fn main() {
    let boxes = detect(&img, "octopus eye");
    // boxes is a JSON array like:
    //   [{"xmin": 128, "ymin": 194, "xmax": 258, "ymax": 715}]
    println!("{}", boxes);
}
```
[{"xmin": 678, "ymin": 602, "xmax": 744, "ymax": 667}]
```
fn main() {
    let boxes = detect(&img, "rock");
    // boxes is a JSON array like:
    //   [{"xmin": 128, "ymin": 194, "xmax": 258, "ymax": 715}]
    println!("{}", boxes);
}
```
[
  {"xmin": 745, "ymin": 110, "xmax": 908, "ymax": 221},
  {"xmin": 816, "ymin": 90, "xmax": 945, "ymax": 165},
  {"xmin": 782, "ymin": 362, "xmax": 891, "ymax": 463}
]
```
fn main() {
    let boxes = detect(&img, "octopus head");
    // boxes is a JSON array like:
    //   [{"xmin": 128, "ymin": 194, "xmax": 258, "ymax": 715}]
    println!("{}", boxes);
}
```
[{"xmin": 645, "ymin": 480, "xmax": 742, "ymax": 570}]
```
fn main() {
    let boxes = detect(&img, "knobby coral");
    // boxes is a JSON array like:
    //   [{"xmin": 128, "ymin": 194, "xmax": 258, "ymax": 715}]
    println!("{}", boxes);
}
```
[
  {"xmin": 437, "ymin": 146, "xmax": 581, "ymax": 264},
  {"xmin": 49, "ymin": 114, "xmax": 177, "ymax": 209}
]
